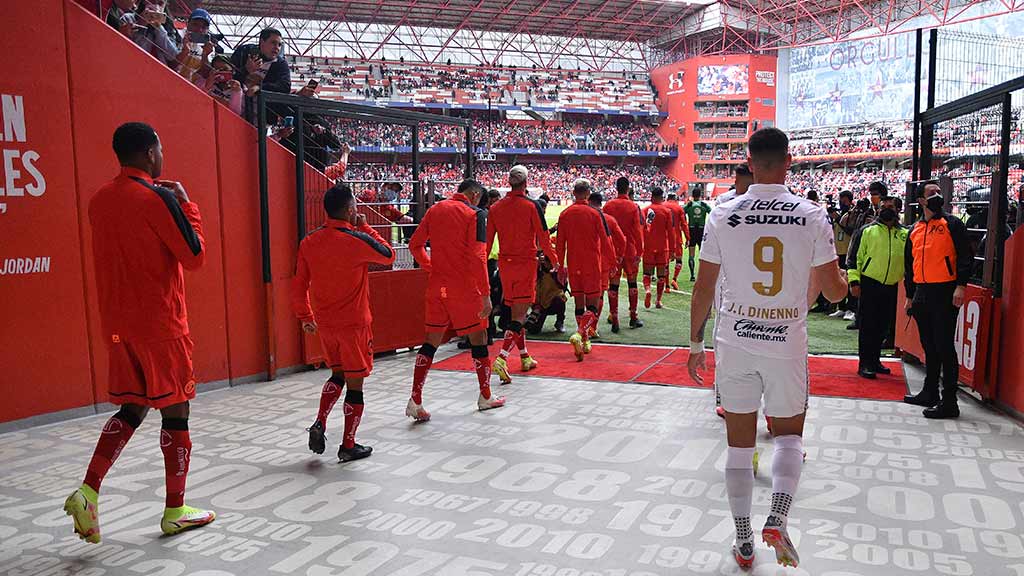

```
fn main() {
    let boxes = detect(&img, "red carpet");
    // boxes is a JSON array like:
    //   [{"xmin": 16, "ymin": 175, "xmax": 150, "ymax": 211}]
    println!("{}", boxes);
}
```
[{"xmin": 434, "ymin": 341, "xmax": 906, "ymax": 401}]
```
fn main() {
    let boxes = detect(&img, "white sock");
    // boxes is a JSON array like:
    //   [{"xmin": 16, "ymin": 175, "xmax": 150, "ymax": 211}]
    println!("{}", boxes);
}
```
[
  {"xmin": 769, "ymin": 434, "xmax": 804, "ymax": 526},
  {"xmin": 725, "ymin": 446, "xmax": 756, "ymax": 542}
]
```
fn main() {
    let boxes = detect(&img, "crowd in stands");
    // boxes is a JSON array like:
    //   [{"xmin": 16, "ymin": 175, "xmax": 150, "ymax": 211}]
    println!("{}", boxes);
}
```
[
  {"xmin": 695, "ymin": 102, "xmax": 749, "ymax": 118},
  {"xmin": 288, "ymin": 57, "xmax": 657, "ymax": 112},
  {"xmin": 695, "ymin": 144, "xmax": 746, "ymax": 161},
  {"xmin": 786, "ymin": 169, "xmax": 912, "ymax": 198},
  {"xmin": 326, "ymin": 116, "xmax": 672, "ymax": 152},
  {"xmin": 695, "ymin": 123, "xmax": 748, "ymax": 139}
]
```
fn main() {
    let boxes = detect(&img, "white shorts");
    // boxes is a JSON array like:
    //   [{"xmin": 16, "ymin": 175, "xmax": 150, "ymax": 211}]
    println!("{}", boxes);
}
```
[{"xmin": 714, "ymin": 343, "xmax": 809, "ymax": 418}]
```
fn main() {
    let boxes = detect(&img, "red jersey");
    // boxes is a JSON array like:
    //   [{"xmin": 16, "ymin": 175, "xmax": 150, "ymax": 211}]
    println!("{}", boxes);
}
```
[
  {"xmin": 409, "ymin": 193, "xmax": 489, "ymax": 297},
  {"xmin": 88, "ymin": 167, "xmax": 205, "ymax": 343},
  {"xmin": 291, "ymin": 219, "xmax": 395, "ymax": 329},
  {"xmin": 555, "ymin": 201, "xmax": 607, "ymax": 274},
  {"xmin": 643, "ymin": 202, "xmax": 675, "ymax": 254},
  {"xmin": 666, "ymin": 200, "xmax": 690, "ymax": 246},
  {"xmin": 604, "ymin": 213, "xmax": 627, "ymax": 273},
  {"xmin": 604, "ymin": 194, "xmax": 644, "ymax": 259},
  {"xmin": 486, "ymin": 189, "xmax": 558, "ymax": 267}
]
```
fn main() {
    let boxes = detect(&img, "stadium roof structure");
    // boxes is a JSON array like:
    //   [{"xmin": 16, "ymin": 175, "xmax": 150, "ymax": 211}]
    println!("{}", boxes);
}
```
[{"xmin": 194, "ymin": 0, "xmax": 1024, "ymax": 65}]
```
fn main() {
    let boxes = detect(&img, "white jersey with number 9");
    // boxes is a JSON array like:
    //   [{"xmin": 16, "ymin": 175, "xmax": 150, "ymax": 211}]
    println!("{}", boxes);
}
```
[{"xmin": 701, "ymin": 184, "xmax": 836, "ymax": 359}]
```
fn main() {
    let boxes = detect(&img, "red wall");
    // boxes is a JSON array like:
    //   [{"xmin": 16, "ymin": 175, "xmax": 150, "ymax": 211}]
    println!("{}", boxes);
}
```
[
  {"xmin": 0, "ymin": 0, "xmax": 422, "ymax": 424},
  {"xmin": 650, "ymin": 55, "xmax": 777, "ymax": 191},
  {"xmin": 998, "ymin": 229, "xmax": 1024, "ymax": 413}
]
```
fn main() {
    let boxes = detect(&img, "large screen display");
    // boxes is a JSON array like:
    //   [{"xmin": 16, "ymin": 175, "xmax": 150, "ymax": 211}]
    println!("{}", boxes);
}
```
[{"xmin": 697, "ymin": 64, "xmax": 749, "ymax": 96}]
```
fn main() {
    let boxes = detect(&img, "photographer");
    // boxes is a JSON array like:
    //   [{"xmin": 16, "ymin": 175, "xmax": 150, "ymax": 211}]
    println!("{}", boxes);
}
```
[
  {"xmin": 177, "ymin": 9, "xmax": 217, "ymax": 85},
  {"xmin": 838, "ymin": 195, "xmax": 875, "ymax": 326},
  {"xmin": 115, "ymin": 0, "xmax": 181, "ymax": 68},
  {"xmin": 903, "ymin": 181, "xmax": 973, "ymax": 419}
]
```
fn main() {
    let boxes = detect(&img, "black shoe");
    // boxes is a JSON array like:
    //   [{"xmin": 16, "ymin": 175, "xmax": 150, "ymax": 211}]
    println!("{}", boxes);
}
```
[
  {"xmin": 690, "ymin": 276, "xmax": 696, "ymax": 282},
  {"xmin": 846, "ymin": 321, "xmax": 859, "ymax": 330},
  {"xmin": 338, "ymin": 443, "xmax": 373, "ymax": 462},
  {"xmin": 857, "ymin": 367, "xmax": 877, "ymax": 379},
  {"xmin": 923, "ymin": 403, "xmax": 960, "ymax": 419},
  {"xmin": 307, "ymin": 421, "xmax": 326, "ymax": 455},
  {"xmin": 873, "ymin": 364, "xmax": 892, "ymax": 375},
  {"xmin": 456, "ymin": 339, "xmax": 472, "ymax": 350},
  {"xmin": 630, "ymin": 317, "xmax": 644, "ymax": 328},
  {"xmin": 611, "ymin": 320, "xmax": 620, "ymax": 334},
  {"xmin": 903, "ymin": 391, "xmax": 939, "ymax": 407}
]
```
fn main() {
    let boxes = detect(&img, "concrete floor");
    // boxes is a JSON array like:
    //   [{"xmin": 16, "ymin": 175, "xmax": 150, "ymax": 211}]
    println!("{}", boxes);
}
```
[{"xmin": 2, "ymin": 346, "xmax": 1023, "ymax": 576}]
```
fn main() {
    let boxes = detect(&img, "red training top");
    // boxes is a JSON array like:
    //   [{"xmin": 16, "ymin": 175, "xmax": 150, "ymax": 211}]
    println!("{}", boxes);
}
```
[
  {"xmin": 555, "ymin": 200, "xmax": 607, "ymax": 275},
  {"xmin": 409, "ymin": 193, "xmax": 490, "ymax": 297},
  {"xmin": 604, "ymin": 212, "xmax": 627, "ymax": 274},
  {"xmin": 486, "ymin": 189, "xmax": 559, "ymax": 267},
  {"xmin": 643, "ymin": 202, "xmax": 675, "ymax": 254},
  {"xmin": 88, "ymin": 167, "xmax": 205, "ymax": 343},
  {"xmin": 291, "ymin": 219, "xmax": 395, "ymax": 328},
  {"xmin": 604, "ymin": 194, "xmax": 645, "ymax": 260}
]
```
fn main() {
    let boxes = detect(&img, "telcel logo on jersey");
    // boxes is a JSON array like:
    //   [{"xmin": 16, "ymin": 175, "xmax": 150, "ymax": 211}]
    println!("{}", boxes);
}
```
[{"xmin": 733, "ymin": 319, "xmax": 789, "ymax": 343}]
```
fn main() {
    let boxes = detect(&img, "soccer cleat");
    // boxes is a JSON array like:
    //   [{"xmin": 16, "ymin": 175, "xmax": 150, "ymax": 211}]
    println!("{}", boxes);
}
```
[
  {"xmin": 828, "ymin": 308, "xmax": 846, "ymax": 318},
  {"xmin": 338, "ymin": 443, "xmax": 373, "ymax": 462},
  {"xmin": 520, "ymin": 356, "xmax": 539, "ymax": 372},
  {"xmin": 715, "ymin": 406, "xmax": 726, "ymax": 418},
  {"xmin": 583, "ymin": 340, "xmax": 592, "ymax": 354},
  {"xmin": 655, "ymin": 301, "xmax": 663, "ymax": 309},
  {"xmin": 611, "ymin": 319, "xmax": 620, "ymax": 334},
  {"xmin": 607, "ymin": 315, "xmax": 614, "ymax": 325},
  {"xmin": 477, "ymin": 394, "xmax": 507, "ymax": 411},
  {"xmin": 690, "ymin": 275, "xmax": 696, "ymax": 282},
  {"xmin": 629, "ymin": 317, "xmax": 644, "ymax": 329},
  {"xmin": 405, "ymin": 398, "xmax": 431, "ymax": 422},
  {"xmin": 843, "ymin": 311, "xmax": 856, "ymax": 321},
  {"xmin": 64, "ymin": 485, "xmax": 101, "ymax": 544},
  {"xmin": 671, "ymin": 280, "xmax": 679, "ymax": 291},
  {"xmin": 752, "ymin": 449, "xmax": 760, "ymax": 476},
  {"xmin": 307, "ymin": 420, "xmax": 327, "ymax": 454},
  {"xmin": 733, "ymin": 540, "xmax": 755, "ymax": 570},
  {"xmin": 762, "ymin": 518, "xmax": 800, "ymax": 568},
  {"xmin": 161, "ymin": 505, "xmax": 216, "ymax": 536},
  {"xmin": 569, "ymin": 333, "xmax": 584, "ymax": 362},
  {"xmin": 492, "ymin": 357, "xmax": 512, "ymax": 385},
  {"xmin": 644, "ymin": 291, "xmax": 652, "ymax": 309}
]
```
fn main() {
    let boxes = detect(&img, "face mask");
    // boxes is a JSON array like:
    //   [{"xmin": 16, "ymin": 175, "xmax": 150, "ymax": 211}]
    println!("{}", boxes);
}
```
[
  {"xmin": 926, "ymin": 195, "xmax": 944, "ymax": 212},
  {"xmin": 879, "ymin": 208, "xmax": 897, "ymax": 223}
]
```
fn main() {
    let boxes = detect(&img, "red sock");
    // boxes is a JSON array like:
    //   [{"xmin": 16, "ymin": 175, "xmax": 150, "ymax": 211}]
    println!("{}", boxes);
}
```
[
  {"xmin": 84, "ymin": 413, "xmax": 139, "ymax": 492},
  {"xmin": 582, "ymin": 311, "xmax": 597, "ymax": 341},
  {"xmin": 609, "ymin": 289, "xmax": 619, "ymax": 318},
  {"xmin": 673, "ymin": 264, "xmax": 682, "ymax": 281},
  {"xmin": 471, "ymin": 346, "xmax": 492, "ymax": 399},
  {"xmin": 575, "ymin": 314, "xmax": 586, "ymax": 337},
  {"xmin": 643, "ymin": 275, "xmax": 652, "ymax": 293},
  {"xmin": 596, "ymin": 299, "xmax": 604, "ymax": 323},
  {"xmin": 317, "ymin": 377, "xmax": 345, "ymax": 429},
  {"xmin": 628, "ymin": 286, "xmax": 639, "ymax": 315},
  {"xmin": 515, "ymin": 329, "xmax": 529, "ymax": 358},
  {"xmin": 160, "ymin": 421, "xmax": 191, "ymax": 508},
  {"xmin": 411, "ymin": 345, "xmax": 436, "ymax": 405},
  {"xmin": 499, "ymin": 329, "xmax": 517, "ymax": 359},
  {"xmin": 657, "ymin": 277, "xmax": 666, "ymax": 302},
  {"xmin": 342, "ymin": 390, "xmax": 364, "ymax": 449}
]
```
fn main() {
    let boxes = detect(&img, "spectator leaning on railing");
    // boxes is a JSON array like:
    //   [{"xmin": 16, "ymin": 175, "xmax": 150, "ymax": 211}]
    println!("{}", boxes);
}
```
[
  {"xmin": 232, "ymin": 28, "xmax": 291, "ymax": 97},
  {"xmin": 110, "ymin": 0, "xmax": 181, "ymax": 68}
]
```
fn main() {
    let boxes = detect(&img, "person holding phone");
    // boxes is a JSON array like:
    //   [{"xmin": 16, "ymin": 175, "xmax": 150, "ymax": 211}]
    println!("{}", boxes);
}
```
[
  {"xmin": 117, "ymin": 1, "xmax": 181, "ymax": 68},
  {"xmin": 231, "ymin": 27, "xmax": 291, "ymax": 96},
  {"xmin": 177, "ymin": 9, "xmax": 216, "ymax": 84},
  {"xmin": 203, "ymin": 55, "xmax": 243, "ymax": 116}
]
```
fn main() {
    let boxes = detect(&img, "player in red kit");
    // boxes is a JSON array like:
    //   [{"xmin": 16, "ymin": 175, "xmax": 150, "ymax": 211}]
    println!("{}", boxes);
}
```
[
  {"xmin": 486, "ymin": 165, "xmax": 560, "ymax": 384},
  {"xmin": 292, "ymin": 183, "xmax": 396, "ymax": 462},
  {"xmin": 665, "ymin": 192, "xmax": 690, "ymax": 290},
  {"xmin": 556, "ymin": 179, "xmax": 610, "ymax": 361},
  {"xmin": 64, "ymin": 123, "xmax": 215, "ymax": 544},
  {"xmin": 589, "ymin": 191, "xmax": 626, "ymax": 334},
  {"xmin": 406, "ymin": 179, "xmax": 506, "ymax": 421},
  {"xmin": 603, "ymin": 176, "xmax": 645, "ymax": 330},
  {"xmin": 642, "ymin": 187, "xmax": 675, "ymax": 309}
]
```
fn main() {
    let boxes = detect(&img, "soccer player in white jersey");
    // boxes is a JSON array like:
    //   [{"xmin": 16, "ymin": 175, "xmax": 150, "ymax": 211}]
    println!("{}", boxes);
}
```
[{"xmin": 687, "ymin": 128, "xmax": 848, "ymax": 570}]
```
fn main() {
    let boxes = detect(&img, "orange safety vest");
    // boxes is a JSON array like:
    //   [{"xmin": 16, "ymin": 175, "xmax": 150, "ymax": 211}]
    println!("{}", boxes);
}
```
[{"xmin": 909, "ymin": 216, "xmax": 957, "ymax": 284}]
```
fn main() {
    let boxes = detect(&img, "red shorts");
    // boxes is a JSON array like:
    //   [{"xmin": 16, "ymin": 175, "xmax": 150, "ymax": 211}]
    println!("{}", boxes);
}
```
[
  {"xmin": 617, "ymin": 256, "xmax": 640, "ymax": 279},
  {"xmin": 600, "ymin": 270, "xmax": 611, "ymax": 292},
  {"xmin": 317, "ymin": 325, "xmax": 373, "ymax": 378},
  {"xmin": 644, "ymin": 251, "xmax": 670, "ymax": 268},
  {"xmin": 107, "ymin": 334, "xmax": 196, "ymax": 409},
  {"xmin": 499, "ymin": 261, "xmax": 537, "ymax": 305},
  {"xmin": 426, "ymin": 288, "xmax": 487, "ymax": 336},
  {"xmin": 568, "ymin": 269, "xmax": 602, "ymax": 299}
]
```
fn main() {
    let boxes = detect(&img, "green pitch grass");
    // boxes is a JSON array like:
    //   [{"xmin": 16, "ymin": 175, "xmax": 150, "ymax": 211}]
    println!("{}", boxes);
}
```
[{"xmin": 537, "ymin": 203, "xmax": 861, "ymax": 355}]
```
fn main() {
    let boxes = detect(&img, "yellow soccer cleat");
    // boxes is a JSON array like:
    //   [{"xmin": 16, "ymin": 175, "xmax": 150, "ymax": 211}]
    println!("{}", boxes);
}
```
[
  {"xmin": 161, "ymin": 505, "xmax": 216, "ymax": 536},
  {"xmin": 583, "ymin": 340, "xmax": 592, "ymax": 354},
  {"xmin": 569, "ymin": 333, "xmax": 584, "ymax": 362},
  {"xmin": 520, "ymin": 356, "xmax": 539, "ymax": 372},
  {"xmin": 492, "ymin": 356, "xmax": 512, "ymax": 384},
  {"xmin": 64, "ymin": 485, "xmax": 101, "ymax": 544}
]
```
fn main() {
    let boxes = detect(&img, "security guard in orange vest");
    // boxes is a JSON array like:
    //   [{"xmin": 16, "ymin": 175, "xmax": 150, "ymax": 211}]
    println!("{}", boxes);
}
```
[{"xmin": 903, "ymin": 181, "xmax": 973, "ymax": 419}]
